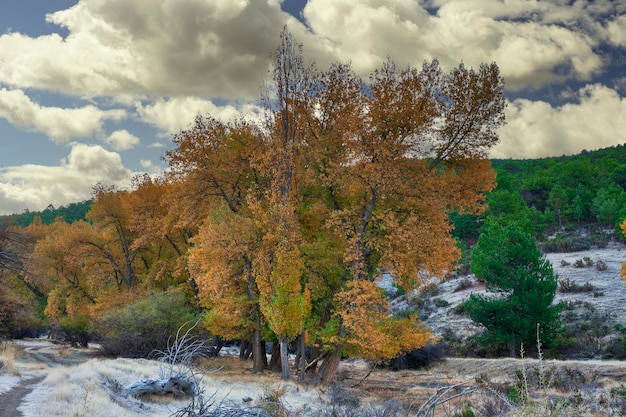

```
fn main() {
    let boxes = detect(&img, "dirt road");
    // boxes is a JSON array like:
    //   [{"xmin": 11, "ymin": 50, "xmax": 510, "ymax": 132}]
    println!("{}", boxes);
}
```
[
  {"xmin": 0, "ymin": 340, "xmax": 94, "ymax": 417},
  {"xmin": 0, "ymin": 376, "xmax": 45, "ymax": 417}
]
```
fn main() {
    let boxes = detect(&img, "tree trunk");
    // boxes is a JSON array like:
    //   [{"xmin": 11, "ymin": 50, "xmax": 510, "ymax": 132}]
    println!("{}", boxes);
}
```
[
  {"xmin": 296, "ymin": 332, "xmax": 307, "ymax": 381},
  {"xmin": 244, "ymin": 255, "xmax": 265, "ymax": 373},
  {"xmin": 307, "ymin": 344, "xmax": 321, "ymax": 374},
  {"xmin": 239, "ymin": 339, "xmax": 251, "ymax": 360},
  {"xmin": 319, "ymin": 349, "xmax": 342, "ymax": 385},
  {"xmin": 261, "ymin": 339, "xmax": 268, "ymax": 368},
  {"xmin": 509, "ymin": 339, "xmax": 517, "ymax": 358},
  {"xmin": 251, "ymin": 327, "xmax": 265, "ymax": 373},
  {"xmin": 269, "ymin": 343, "xmax": 281, "ymax": 371},
  {"xmin": 279, "ymin": 336, "xmax": 290, "ymax": 380},
  {"xmin": 209, "ymin": 337, "xmax": 225, "ymax": 357}
]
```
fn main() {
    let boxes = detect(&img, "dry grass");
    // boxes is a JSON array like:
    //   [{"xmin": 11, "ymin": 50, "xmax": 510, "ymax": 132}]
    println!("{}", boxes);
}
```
[
  {"xmin": 22, "ymin": 358, "xmax": 190, "ymax": 417},
  {"xmin": 0, "ymin": 341, "xmax": 24, "ymax": 371}
]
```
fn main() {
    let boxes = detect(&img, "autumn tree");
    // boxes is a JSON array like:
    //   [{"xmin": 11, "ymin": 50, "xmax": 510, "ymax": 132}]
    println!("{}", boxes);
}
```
[
  {"xmin": 252, "ymin": 28, "xmax": 313, "ymax": 380},
  {"xmin": 169, "ymin": 30, "xmax": 504, "ymax": 383},
  {"xmin": 168, "ymin": 117, "xmax": 268, "ymax": 373},
  {"xmin": 85, "ymin": 183, "xmax": 138, "ymax": 290},
  {"xmin": 299, "ymin": 57, "xmax": 504, "ymax": 382},
  {"xmin": 125, "ymin": 174, "xmax": 192, "ymax": 290},
  {"xmin": 28, "ymin": 219, "xmax": 98, "ymax": 345},
  {"xmin": 0, "ymin": 219, "xmax": 43, "ymax": 336}
]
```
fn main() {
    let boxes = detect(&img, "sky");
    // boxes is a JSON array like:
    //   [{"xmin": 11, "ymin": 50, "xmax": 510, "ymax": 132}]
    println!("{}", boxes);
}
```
[{"xmin": 0, "ymin": 0, "xmax": 625, "ymax": 215}]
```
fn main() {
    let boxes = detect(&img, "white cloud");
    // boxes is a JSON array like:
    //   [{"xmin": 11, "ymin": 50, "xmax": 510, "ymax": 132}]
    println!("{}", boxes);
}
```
[
  {"xmin": 605, "ymin": 15, "xmax": 626, "ymax": 47},
  {"xmin": 302, "ymin": 0, "xmax": 607, "ymax": 89},
  {"xmin": 0, "ymin": 143, "xmax": 132, "ymax": 215},
  {"xmin": 492, "ymin": 84, "xmax": 626, "ymax": 159},
  {"xmin": 135, "ymin": 97, "xmax": 263, "ymax": 135},
  {"xmin": 0, "ymin": 0, "xmax": 618, "ymax": 101},
  {"xmin": 0, "ymin": 88, "xmax": 126, "ymax": 143},
  {"xmin": 104, "ymin": 129, "xmax": 140, "ymax": 150},
  {"xmin": 139, "ymin": 159, "xmax": 165, "ymax": 176},
  {"xmin": 0, "ymin": 0, "xmax": 292, "ymax": 100}
]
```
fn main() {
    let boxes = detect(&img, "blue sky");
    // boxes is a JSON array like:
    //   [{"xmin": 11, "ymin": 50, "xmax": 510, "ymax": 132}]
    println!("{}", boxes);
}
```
[{"xmin": 0, "ymin": 0, "xmax": 625, "ymax": 215}]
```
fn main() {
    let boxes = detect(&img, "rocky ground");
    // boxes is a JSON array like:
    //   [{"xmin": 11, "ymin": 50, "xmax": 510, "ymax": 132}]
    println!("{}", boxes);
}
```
[{"xmin": 407, "ymin": 240, "xmax": 626, "ymax": 351}]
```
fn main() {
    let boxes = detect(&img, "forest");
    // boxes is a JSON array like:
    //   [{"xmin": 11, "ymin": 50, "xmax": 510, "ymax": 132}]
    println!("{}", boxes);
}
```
[{"xmin": 1, "ymin": 29, "xmax": 626, "ymax": 390}]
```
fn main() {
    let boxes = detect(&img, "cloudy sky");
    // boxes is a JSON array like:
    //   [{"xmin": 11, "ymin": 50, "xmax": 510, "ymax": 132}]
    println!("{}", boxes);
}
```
[{"xmin": 0, "ymin": 0, "xmax": 625, "ymax": 215}]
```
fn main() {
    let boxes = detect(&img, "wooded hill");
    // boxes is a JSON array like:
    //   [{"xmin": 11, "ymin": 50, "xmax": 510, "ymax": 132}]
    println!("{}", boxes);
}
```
[
  {"xmin": 5, "ymin": 144, "xmax": 626, "ymax": 239},
  {"xmin": 451, "ymin": 143, "xmax": 626, "ymax": 245},
  {"xmin": 2, "ymin": 200, "xmax": 92, "ymax": 227}
]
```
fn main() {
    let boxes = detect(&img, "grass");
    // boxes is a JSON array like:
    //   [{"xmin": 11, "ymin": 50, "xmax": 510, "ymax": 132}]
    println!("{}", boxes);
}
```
[
  {"xmin": 0, "ymin": 341, "xmax": 23, "ymax": 372},
  {"xmin": 23, "ymin": 358, "xmax": 189, "ymax": 417},
  {"xmin": 4, "ymin": 337, "xmax": 626, "ymax": 417}
]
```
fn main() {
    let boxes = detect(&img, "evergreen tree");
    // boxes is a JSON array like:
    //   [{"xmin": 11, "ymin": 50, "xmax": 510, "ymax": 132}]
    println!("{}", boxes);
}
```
[{"xmin": 466, "ymin": 222, "xmax": 562, "ymax": 357}]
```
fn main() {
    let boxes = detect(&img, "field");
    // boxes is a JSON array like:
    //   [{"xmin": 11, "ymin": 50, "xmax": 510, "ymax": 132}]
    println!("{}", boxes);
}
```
[{"xmin": 2, "ymin": 240, "xmax": 626, "ymax": 416}]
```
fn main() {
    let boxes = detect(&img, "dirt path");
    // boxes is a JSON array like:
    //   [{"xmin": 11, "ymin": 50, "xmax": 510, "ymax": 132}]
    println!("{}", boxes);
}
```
[
  {"xmin": 0, "ymin": 376, "xmax": 45, "ymax": 417},
  {"xmin": 0, "ymin": 340, "xmax": 95, "ymax": 417}
]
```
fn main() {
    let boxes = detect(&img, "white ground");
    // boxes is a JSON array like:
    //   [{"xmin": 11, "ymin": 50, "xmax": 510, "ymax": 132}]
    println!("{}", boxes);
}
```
[
  {"xmin": 2, "ymin": 241, "xmax": 626, "ymax": 415},
  {"xmin": 421, "ymin": 240, "xmax": 626, "ymax": 336},
  {"xmin": 1, "ymin": 340, "xmax": 327, "ymax": 417}
]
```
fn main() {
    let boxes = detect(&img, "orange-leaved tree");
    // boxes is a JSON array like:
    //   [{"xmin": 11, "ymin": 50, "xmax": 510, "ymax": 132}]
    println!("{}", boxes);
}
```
[
  {"xmin": 125, "ymin": 174, "xmax": 192, "ymax": 291},
  {"xmin": 166, "ymin": 30, "xmax": 504, "ymax": 383},
  {"xmin": 167, "ymin": 117, "xmax": 269, "ymax": 373},
  {"xmin": 299, "ymin": 56, "xmax": 504, "ymax": 383},
  {"xmin": 251, "ymin": 28, "xmax": 314, "ymax": 380}
]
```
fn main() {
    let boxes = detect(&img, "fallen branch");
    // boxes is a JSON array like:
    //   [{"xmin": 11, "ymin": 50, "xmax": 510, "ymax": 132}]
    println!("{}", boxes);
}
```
[{"xmin": 124, "ymin": 375, "xmax": 194, "ymax": 398}]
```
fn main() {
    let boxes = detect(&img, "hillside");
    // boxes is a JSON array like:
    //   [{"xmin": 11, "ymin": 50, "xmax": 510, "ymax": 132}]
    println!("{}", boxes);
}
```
[{"xmin": 1, "ymin": 200, "xmax": 91, "ymax": 227}]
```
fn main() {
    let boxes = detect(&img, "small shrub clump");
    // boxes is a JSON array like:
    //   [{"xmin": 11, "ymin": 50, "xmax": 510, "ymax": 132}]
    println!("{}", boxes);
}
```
[
  {"xmin": 596, "ymin": 259, "xmax": 608, "ymax": 271},
  {"xmin": 96, "ymin": 289, "xmax": 203, "ymax": 358},
  {"xmin": 389, "ymin": 343, "xmax": 446, "ymax": 370},
  {"xmin": 558, "ymin": 278, "xmax": 595, "ymax": 293}
]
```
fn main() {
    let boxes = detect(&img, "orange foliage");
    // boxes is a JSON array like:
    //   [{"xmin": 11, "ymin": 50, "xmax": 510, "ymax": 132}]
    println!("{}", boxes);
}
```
[
  {"xmin": 15, "ymin": 31, "xmax": 505, "ymax": 384},
  {"xmin": 189, "ymin": 206, "xmax": 262, "ymax": 340},
  {"xmin": 333, "ymin": 280, "xmax": 431, "ymax": 359}
]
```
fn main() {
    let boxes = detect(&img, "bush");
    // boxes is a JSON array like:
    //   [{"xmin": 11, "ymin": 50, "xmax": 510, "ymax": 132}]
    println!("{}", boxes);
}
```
[
  {"xmin": 434, "ymin": 297, "xmax": 450, "ymax": 308},
  {"xmin": 558, "ymin": 278, "xmax": 595, "ymax": 293},
  {"xmin": 96, "ymin": 289, "xmax": 203, "ymax": 357},
  {"xmin": 539, "ymin": 232, "xmax": 610, "ymax": 253},
  {"xmin": 389, "ymin": 343, "xmax": 446, "ymax": 370},
  {"xmin": 58, "ymin": 316, "xmax": 92, "ymax": 347}
]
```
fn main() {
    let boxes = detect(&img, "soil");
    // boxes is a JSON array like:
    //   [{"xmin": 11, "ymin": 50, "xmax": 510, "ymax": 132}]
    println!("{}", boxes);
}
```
[
  {"xmin": 0, "ymin": 340, "xmax": 98, "ymax": 417},
  {"xmin": 0, "ymin": 376, "xmax": 45, "ymax": 417}
]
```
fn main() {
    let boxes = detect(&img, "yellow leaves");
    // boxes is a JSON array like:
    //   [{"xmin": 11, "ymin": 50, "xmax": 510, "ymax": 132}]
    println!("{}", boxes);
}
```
[
  {"xmin": 333, "ymin": 280, "xmax": 432, "ymax": 359},
  {"xmin": 258, "ymin": 244, "xmax": 311, "ymax": 339}
]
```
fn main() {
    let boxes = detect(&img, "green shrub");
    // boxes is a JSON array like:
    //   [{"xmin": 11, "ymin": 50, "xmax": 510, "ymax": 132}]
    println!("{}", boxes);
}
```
[
  {"xmin": 58, "ymin": 315, "xmax": 92, "ymax": 347},
  {"xmin": 96, "ymin": 289, "xmax": 202, "ymax": 357},
  {"xmin": 434, "ymin": 297, "xmax": 450, "ymax": 308},
  {"xmin": 558, "ymin": 278, "xmax": 595, "ymax": 293}
]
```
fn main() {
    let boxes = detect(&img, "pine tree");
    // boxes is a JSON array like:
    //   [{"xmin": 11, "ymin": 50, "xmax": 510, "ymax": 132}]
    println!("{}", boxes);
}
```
[{"xmin": 466, "ymin": 221, "xmax": 562, "ymax": 357}]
